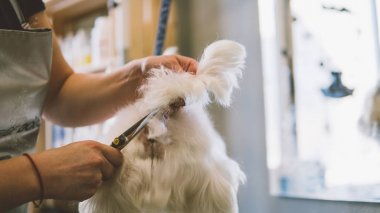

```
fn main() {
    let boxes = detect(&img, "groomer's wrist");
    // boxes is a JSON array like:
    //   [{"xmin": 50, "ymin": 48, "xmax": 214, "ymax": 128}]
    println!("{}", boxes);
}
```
[
  {"xmin": 32, "ymin": 153, "xmax": 56, "ymax": 199},
  {"xmin": 19, "ymin": 155, "xmax": 41, "ymax": 201}
]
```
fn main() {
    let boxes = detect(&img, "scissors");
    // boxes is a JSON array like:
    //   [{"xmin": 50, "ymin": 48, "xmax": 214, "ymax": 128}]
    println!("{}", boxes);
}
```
[{"xmin": 110, "ymin": 108, "xmax": 163, "ymax": 150}]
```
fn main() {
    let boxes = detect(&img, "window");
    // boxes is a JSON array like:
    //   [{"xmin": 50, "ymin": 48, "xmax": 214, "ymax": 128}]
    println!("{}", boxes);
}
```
[{"xmin": 260, "ymin": 0, "xmax": 380, "ymax": 202}]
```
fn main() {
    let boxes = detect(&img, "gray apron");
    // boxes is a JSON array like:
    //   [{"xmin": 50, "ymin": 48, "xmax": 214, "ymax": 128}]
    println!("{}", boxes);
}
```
[{"xmin": 0, "ymin": 28, "xmax": 52, "ymax": 212}]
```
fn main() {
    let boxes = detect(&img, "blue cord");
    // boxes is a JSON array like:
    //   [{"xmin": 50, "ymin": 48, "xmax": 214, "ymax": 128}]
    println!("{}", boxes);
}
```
[{"xmin": 154, "ymin": 0, "xmax": 171, "ymax": 56}]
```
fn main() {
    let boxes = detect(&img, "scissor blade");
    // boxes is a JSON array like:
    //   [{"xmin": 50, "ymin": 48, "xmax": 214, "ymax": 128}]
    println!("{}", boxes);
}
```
[{"xmin": 110, "ymin": 108, "xmax": 162, "ymax": 150}]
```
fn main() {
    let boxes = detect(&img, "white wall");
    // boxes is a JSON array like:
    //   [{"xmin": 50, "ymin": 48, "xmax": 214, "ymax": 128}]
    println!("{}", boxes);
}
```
[{"xmin": 178, "ymin": 0, "xmax": 380, "ymax": 212}]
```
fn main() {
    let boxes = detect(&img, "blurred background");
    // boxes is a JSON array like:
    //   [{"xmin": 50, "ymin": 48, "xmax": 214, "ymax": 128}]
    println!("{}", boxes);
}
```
[{"xmin": 32, "ymin": 0, "xmax": 380, "ymax": 212}]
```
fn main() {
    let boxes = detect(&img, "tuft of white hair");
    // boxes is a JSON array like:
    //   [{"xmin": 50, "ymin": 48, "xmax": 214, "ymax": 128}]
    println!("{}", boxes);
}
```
[
  {"xmin": 139, "ymin": 40, "xmax": 246, "ymax": 112},
  {"xmin": 79, "ymin": 40, "xmax": 247, "ymax": 213}
]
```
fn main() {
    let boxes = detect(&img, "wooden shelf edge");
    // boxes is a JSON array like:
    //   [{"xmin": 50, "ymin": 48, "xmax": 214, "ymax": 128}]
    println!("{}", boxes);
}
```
[{"xmin": 44, "ymin": 0, "xmax": 107, "ymax": 20}]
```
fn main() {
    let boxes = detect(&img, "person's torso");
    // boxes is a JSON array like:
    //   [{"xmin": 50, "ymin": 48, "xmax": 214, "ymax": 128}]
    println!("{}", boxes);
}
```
[
  {"xmin": 0, "ymin": 27, "xmax": 52, "ymax": 213},
  {"xmin": 0, "ymin": 28, "xmax": 52, "ymax": 156}
]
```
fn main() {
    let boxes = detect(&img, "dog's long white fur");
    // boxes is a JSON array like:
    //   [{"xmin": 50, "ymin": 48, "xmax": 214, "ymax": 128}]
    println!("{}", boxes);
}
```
[{"xmin": 79, "ymin": 40, "xmax": 247, "ymax": 213}]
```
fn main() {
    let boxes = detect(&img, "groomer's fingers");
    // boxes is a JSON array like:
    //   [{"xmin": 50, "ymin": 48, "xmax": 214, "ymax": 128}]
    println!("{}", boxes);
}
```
[
  {"xmin": 97, "ymin": 144, "xmax": 123, "ymax": 180},
  {"xmin": 174, "ymin": 55, "xmax": 198, "ymax": 74},
  {"xmin": 99, "ymin": 144, "xmax": 123, "ymax": 168},
  {"xmin": 99, "ymin": 158, "xmax": 116, "ymax": 181},
  {"xmin": 143, "ymin": 55, "xmax": 198, "ymax": 75}
]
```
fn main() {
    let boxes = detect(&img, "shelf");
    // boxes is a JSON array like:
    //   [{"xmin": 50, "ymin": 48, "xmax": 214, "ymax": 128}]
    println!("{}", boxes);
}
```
[{"xmin": 44, "ymin": 0, "xmax": 107, "ymax": 20}]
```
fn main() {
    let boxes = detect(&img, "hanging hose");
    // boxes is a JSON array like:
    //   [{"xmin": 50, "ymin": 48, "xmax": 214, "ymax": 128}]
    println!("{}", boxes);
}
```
[
  {"xmin": 154, "ymin": 0, "xmax": 171, "ymax": 56},
  {"xmin": 150, "ymin": 0, "xmax": 172, "ymax": 183}
]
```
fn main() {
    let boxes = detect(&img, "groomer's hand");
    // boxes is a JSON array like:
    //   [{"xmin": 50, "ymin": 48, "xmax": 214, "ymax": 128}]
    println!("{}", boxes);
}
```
[
  {"xmin": 133, "ymin": 55, "xmax": 198, "ymax": 75},
  {"xmin": 32, "ymin": 141, "xmax": 123, "ymax": 201}
]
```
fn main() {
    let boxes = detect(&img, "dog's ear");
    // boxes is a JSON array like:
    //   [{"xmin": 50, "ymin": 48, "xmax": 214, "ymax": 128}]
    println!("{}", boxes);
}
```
[
  {"xmin": 139, "ymin": 40, "xmax": 246, "ymax": 112},
  {"xmin": 198, "ymin": 40, "xmax": 246, "ymax": 107}
]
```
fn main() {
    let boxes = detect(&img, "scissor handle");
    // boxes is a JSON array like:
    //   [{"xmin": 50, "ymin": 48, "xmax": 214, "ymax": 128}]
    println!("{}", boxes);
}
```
[
  {"xmin": 110, "ymin": 111, "xmax": 154, "ymax": 150},
  {"xmin": 111, "ymin": 135, "xmax": 128, "ymax": 150}
]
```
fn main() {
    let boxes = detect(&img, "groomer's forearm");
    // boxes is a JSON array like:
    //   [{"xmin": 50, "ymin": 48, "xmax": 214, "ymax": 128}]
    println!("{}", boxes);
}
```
[
  {"xmin": 44, "ymin": 29, "xmax": 143, "ymax": 126},
  {"xmin": 30, "ymin": 11, "xmax": 143, "ymax": 126},
  {"xmin": 0, "ymin": 157, "xmax": 39, "ymax": 211},
  {"xmin": 44, "ymin": 63, "xmax": 143, "ymax": 127}
]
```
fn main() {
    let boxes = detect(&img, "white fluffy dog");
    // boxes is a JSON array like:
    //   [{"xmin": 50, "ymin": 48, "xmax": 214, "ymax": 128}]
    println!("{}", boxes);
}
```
[{"xmin": 79, "ymin": 40, "xmax": 247, "ymax": 213}]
